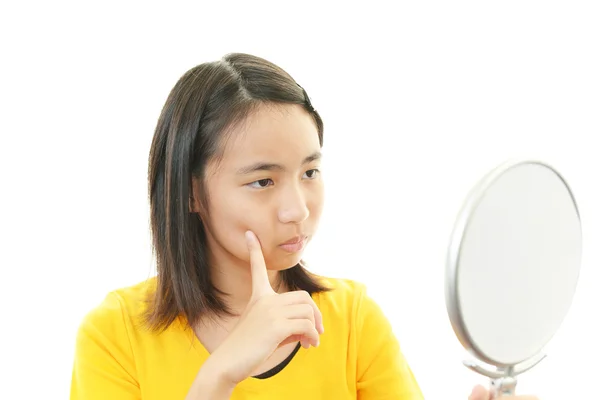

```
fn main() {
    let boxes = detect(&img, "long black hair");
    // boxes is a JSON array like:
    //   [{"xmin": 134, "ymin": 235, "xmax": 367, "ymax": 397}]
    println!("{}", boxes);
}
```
[{"xmin": 145, "ymin": 53, "xmax": 329, "ymax": 332}]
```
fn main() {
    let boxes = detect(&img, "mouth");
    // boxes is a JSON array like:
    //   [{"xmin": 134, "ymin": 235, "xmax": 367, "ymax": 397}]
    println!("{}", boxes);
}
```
[{"xmin": 278, "ymin": 235, "xmax": 308, "ymax": 253}]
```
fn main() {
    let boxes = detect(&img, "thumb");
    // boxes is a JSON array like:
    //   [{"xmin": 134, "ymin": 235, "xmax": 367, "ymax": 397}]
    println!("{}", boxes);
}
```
[{"xmin": 469, "ymin": 385, "xmax": 491, "ymax": 400}]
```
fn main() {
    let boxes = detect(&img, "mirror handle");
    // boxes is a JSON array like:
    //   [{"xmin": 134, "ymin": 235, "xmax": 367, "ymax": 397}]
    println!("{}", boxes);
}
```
[{"xmin": 463, "ymin": 353, "xmax": 547, "ymax": 398}]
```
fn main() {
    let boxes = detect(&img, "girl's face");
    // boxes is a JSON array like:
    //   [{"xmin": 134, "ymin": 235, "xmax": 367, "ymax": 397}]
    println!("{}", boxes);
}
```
[{"xmin": 197, "ymin": 103, "xmax": 324, "ymax": 271}]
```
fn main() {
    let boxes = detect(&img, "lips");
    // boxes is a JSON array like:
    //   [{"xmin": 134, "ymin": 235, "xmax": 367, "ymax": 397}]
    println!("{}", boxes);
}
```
[
  {"xmin": 279, "ymin": 235, "xmax": 308, "ymax": 253},
  {"xmin": 280, "ymin": 236, "xmax": 305, "ymax": 245}
]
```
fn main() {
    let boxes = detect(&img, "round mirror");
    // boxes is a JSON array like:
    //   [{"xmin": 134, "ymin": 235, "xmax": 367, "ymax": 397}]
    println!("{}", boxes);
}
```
[{"xmin": 445, "ymin": 159, "xmax": 582, "ymax": 397}]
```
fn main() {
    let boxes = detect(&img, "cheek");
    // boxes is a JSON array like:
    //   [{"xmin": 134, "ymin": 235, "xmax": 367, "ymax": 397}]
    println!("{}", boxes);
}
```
[
  {"xmin": 308, "ymin": 182, "xmax": 325, "ymax": 220},
  {"xmin": 209, "ymin": 194, "xmax": 274, "ymax": 258}
]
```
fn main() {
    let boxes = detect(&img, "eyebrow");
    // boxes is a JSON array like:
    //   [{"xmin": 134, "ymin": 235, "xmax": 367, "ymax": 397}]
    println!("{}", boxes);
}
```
[{"xmin": 236, "ymin": 151, "xmax": 322, "ymax": 175}]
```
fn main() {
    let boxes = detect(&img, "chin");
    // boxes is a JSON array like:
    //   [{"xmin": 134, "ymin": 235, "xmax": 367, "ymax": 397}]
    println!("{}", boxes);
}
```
[{"xmin": 266, "ymin": 253, "xmax": 304, "ymax": 271}]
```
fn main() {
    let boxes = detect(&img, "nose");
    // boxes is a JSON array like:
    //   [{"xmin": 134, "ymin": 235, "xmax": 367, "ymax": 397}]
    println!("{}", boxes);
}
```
[{"xmin": 278, "ymin": 183, "xmax": 309, "ymax": 224}]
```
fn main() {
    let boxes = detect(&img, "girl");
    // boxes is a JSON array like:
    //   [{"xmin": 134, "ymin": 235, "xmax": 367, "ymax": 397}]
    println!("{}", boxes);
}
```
[{"xmin": 70, "ymin": 53, "xmax": 538, "ymax": 400}]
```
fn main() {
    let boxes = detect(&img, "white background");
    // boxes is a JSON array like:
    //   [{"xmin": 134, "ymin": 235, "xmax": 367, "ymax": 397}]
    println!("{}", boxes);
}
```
[{"xmin": 1, "ymin": 1, "xmax": 599, "ymax": 399}]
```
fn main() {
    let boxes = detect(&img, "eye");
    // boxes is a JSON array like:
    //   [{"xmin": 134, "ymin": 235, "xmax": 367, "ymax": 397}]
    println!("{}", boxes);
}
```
[
  {"xmin": 303, "ymin": 169, "xmax": 320, "ymax": 179},
  {"xmin": 247, "ymin": 178, "xmax": 274, "ymax": 189}
]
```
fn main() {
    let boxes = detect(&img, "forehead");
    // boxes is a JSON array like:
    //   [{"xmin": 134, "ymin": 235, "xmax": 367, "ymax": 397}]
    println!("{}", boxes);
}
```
[{"xmin": 220, "ymin": 103, "xmax": 321, "ymax": 167}]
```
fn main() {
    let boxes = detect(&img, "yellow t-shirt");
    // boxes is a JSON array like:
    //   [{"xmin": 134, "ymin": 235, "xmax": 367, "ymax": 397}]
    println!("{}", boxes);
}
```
[{"xmin": 70, "ymin": 276, "xmax": 423, "ymax": 399}]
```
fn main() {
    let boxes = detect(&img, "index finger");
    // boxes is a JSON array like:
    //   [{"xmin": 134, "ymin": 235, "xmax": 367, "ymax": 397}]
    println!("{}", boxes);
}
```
[{"xmin": 245, "ymin": 230, "xmax": 275, "ymax": 297}]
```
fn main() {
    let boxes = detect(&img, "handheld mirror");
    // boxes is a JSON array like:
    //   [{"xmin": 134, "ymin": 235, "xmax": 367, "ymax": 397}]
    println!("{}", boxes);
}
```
[{"xmin": 445, "ymin": 159, "xmax": 582, "ymax": 397}]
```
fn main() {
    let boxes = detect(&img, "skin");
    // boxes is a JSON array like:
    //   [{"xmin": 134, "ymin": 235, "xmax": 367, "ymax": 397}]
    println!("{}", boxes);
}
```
[
  {"xmin": 189, "ymin": 103, "xmax": 324, "ymax": 376},
  {"xmin": 185, "ymin": 230, "xmax": 322, "ymax": 399},
  {"xmin": 469, "ymin": 385, "xmax": 539, "ymax": 400},
  {"xmin": 188, "ymin": 103, "xmax": 539, "ymax": 399},
  {"xmin": 192, "ymin": 102, "xmax": 324, "ymax": 313}
]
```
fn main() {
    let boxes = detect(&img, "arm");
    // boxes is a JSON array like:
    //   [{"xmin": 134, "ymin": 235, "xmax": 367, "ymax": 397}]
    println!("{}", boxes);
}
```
[
  {"xmin": 355, "ymin": 286, "xmax": 424, "ymax": 400},
  {"xmin": 70, "ymin": 293, "xmax": 140, "ymax": 400},
  {"xmin": 184, "ymin": 356, "xmax": 234, "ymax": 400}
]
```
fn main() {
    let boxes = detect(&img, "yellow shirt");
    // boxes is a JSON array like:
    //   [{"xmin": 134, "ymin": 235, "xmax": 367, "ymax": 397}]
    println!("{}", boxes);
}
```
[{"xmin": 70, "ymin": 276, "xmax": 423, "ymax": 399}]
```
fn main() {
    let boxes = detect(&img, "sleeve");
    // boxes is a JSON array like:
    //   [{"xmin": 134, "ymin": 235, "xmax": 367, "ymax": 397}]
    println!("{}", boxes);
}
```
[
  {"xmin": 70, "ymin": 292, "xmax": 141, "ymax": 400},
  {"xmin": 354, "ymin": 285, "xmax": 424, "ymax": 400}
]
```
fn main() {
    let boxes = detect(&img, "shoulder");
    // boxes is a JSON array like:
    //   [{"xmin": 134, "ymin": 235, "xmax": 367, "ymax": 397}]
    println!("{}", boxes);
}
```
[
  {"xmin": 314, "ymin": 276, "xmax": 368, "ymax": 303},
  {"xmin": 77, "ymin": 277, "xmax": 157, "ymax": 339},
  {"xmin": 72, "ymin": 279, "xmax": 156, "ymax": 397},
  {"xmin": 312, "ymin": 276, "xmax": 382, "ymax": 324}
]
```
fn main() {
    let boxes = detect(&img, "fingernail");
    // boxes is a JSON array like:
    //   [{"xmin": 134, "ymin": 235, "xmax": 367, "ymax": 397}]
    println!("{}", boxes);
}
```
[{"xmin": 245, "ymin": 231, "xmax": 254, "ymax": 243}]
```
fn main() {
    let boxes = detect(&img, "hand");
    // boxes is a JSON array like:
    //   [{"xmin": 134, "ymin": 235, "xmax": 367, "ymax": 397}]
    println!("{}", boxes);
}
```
[
  {"xmin": 208, "ymin": 230, "xmax": 324, "ymax": 388},
  {"xmin": 469, "ymin": 384, "xmax": 539, "ymax": 400}
]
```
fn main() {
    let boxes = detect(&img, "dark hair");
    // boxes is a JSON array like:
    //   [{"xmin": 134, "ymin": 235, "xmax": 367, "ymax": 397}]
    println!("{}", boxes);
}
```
[{"xmin": 145, "ymin": 53, "xmax": 330, "ymax": 332}]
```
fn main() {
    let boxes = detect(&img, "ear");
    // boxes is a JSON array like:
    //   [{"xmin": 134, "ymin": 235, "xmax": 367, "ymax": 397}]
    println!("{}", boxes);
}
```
[{"xmin": 189, "ymin": 177, "xmax": 202, "ymax": 214}]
